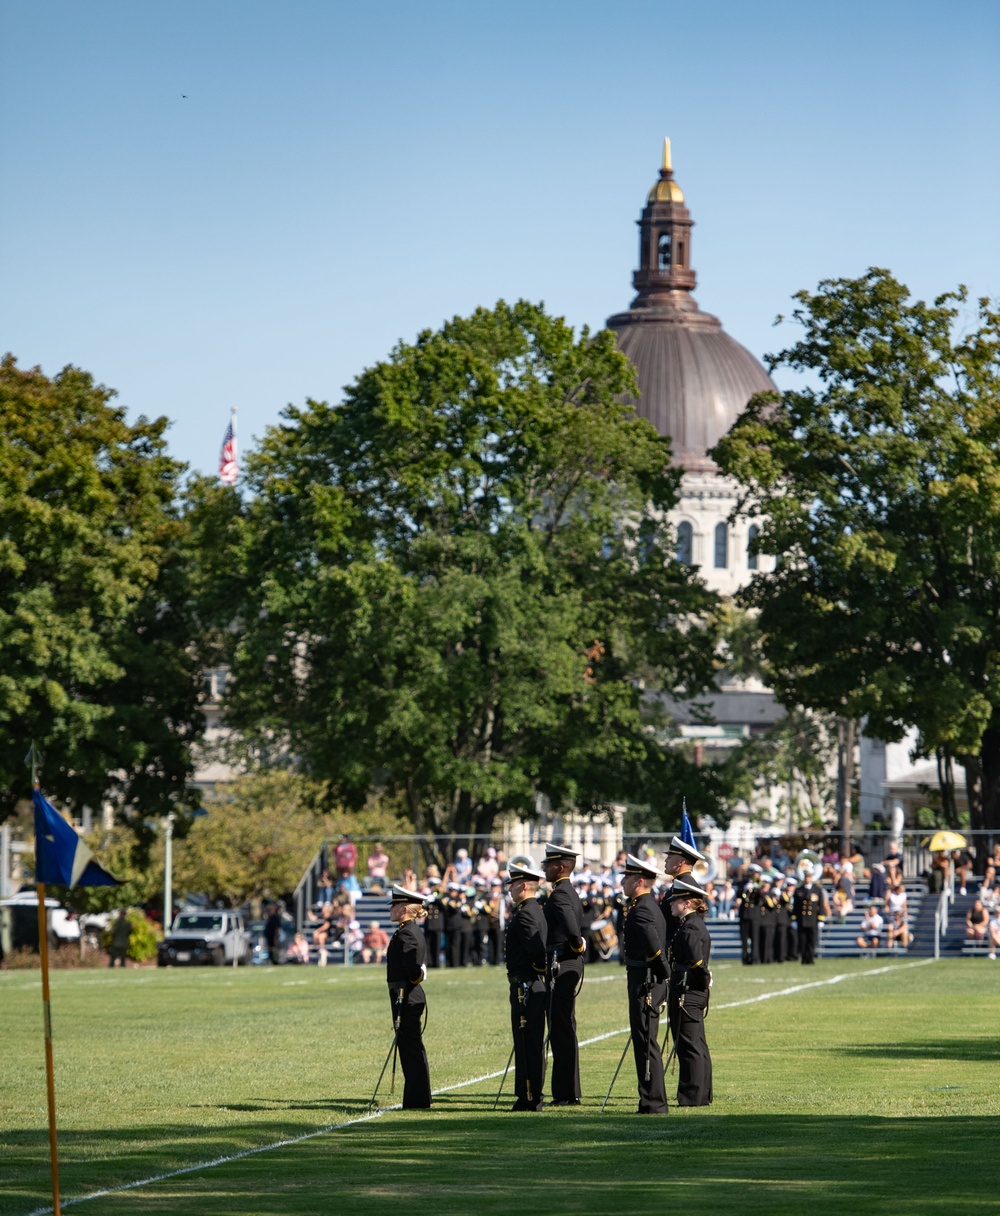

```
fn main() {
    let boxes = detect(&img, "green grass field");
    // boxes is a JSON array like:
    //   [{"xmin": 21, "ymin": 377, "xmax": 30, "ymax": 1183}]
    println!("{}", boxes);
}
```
[{"xmin": 3, "ymin": 956, "xmax": 1000, "ymax": 1215}]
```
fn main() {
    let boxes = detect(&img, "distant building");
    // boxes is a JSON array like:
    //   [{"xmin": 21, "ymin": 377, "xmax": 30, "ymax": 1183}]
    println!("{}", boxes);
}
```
[{"xmin": 606, "ymin": 142, "xmax": 787, "ymax": 831}]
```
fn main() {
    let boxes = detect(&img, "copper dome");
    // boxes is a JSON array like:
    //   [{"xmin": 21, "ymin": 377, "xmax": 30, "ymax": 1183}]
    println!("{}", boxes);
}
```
[{"xmin": 607, "ymin": 144, "xmax": 776, "ymax": 473}]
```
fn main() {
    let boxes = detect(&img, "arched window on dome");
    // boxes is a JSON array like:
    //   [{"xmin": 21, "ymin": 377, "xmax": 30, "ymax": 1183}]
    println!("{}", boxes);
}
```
[
  {"xmin": 714, "ymin": 522, "xmax": 728, "ymax": 569},
  {"xmin": 676, "ymin": 239, "xmax": 685, "ymax": 267},
  {"xmin": 747, "ymin": 524, "xmax": 760, "ymax": 571},
  {"xmin": 676, "ymin": 520, "xmax": 693, "ymax": 566},
  {"xmin": 657, "ymin": 232, "xmax": 672, "ymax": 270}
]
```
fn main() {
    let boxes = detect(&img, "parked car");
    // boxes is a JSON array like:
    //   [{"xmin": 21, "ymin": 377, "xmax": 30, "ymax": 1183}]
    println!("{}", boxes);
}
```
[
  {"xmin": 157, "ymin": 908, "xmax": 252, "ymax": 967},
  {"xmin": 0, "ymin": 890, "xmax": 81, "ymax": 942}
]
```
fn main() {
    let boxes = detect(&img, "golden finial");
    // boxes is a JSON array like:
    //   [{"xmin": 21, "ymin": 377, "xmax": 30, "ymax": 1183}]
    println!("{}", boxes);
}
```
[{"xmin": 662, "ymin": 137, "xmax": 672, "ymax": 173}]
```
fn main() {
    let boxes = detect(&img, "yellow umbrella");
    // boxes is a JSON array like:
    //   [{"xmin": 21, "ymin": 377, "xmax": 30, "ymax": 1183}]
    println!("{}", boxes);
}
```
[{"xmin": 925, "ymin": 830, "xmax": 967, "ymax": 852}]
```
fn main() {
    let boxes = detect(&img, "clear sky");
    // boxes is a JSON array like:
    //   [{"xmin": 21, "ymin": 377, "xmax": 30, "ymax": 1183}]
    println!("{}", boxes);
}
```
[{"xmin": 2, "ymin": 0, "xmax": 998, "ymax": 478}]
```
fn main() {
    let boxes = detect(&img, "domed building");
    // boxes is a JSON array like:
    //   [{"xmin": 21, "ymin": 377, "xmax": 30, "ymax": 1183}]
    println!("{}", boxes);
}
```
[
  {"xmin": 607, "ymin": 140, "xmax": 776, "ymax": 597},
  {"xmin": 608, "ymin": 142, "xmax": 785, "ymax": 820}
]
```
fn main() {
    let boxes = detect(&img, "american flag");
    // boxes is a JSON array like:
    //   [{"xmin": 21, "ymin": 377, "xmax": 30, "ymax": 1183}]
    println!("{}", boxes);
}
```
[{"xmin": 219, "ymin": 417, "xmax": 238, "ymax": 485}]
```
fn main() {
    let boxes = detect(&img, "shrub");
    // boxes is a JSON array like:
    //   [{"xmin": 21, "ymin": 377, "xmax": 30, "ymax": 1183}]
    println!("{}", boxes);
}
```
[{"xmin": 100, "ymin": 910, "xmax": 161, "ymax": 962}]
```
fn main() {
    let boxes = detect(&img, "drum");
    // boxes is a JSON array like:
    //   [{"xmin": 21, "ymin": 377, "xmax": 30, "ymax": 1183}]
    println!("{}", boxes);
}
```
[{"xmin": 588, "ymin": 918, "xmax": 618, "ymax": 961}]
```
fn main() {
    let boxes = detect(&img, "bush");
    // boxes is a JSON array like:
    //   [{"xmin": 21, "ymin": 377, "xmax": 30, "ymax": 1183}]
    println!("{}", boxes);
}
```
[
  {"xmin": 100, "ymin": 910, "xmax": 161, "ymax": 962},
  {"xmin": 0, "ymin": 944, "xmax": 107, "ymax": 970}
]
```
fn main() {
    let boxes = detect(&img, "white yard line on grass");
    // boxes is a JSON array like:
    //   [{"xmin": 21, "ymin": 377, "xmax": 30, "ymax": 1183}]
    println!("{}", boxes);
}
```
[{"xmin": 21, "ymin": 957, "xmax": 932, "ymax": 1215}]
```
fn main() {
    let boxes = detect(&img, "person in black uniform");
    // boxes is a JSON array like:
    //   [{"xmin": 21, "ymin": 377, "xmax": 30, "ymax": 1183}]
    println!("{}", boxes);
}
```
[
  {"xmin": 659, "ymin": 835, "xmax": 707, "ymax": 951},
  {"xmin": 422, "ymin": 878, "xmax": 444, "ymax": 968},
  {"xmin": 782, "ymin": 877, "xmax": 800, "ymax": 961},
  {"xmin": 385, "ymin": 884, "xmax": 432, "ymax": 1108},
  {"xmin": 737, "ymin": 873, "xmax": 757, "ymax": 965},
  {"xmin": 665, "ymin": 877, "xmax": 713, "ymax": 1106},
  {"xmin": 758, "ymin": 876, "xmax": 777, "ymax": 964},
  {"xmin": 621, "ymin": 854, "xmax": 668, "ymax": 1114},
  {"xmin": 541, "ymin": 843, "xmax": 586, "ymax": 1105},
  {"xmin": 443, "ymin": 882, "xmax": 465, "ymax": 967},
  {"xmin": 792, "ymin": 862, "xmax": 830, "ymax": 964},
  {"xmin": 503, "ymin": 860, "xmax": 548, "ymax": 1111}
]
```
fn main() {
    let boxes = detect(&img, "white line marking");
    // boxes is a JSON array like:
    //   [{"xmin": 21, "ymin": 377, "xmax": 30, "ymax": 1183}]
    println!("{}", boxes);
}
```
[{"xmin": 21, "ymin": 958, "xmax": 934, "ymax": 1214}]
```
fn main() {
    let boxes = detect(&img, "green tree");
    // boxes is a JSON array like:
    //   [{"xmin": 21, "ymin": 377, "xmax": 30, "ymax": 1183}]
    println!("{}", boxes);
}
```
[
  {"xmin": 0, "ymin": 356, "xmax": 205, "ymax": 823},
  {"xmin": 170, "ymin": 772, "xmax": 410, "ymax": 906},
  {"xmin": 214, "ymin": 301, "xmax": 722, "ymax": 853},
  {"xmin": 712, "ymin": 270, "xmax": 1000, "ymax": 833}
]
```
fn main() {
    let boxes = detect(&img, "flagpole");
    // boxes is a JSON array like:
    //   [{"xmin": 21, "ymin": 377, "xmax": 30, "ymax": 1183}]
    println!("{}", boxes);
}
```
[{"xmin": 36, "ymin": 853, "xmax": 62, "ymax": 1215}]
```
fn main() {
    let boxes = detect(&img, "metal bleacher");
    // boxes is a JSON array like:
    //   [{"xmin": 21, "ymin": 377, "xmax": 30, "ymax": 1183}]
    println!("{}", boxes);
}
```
[{"xmin": 304, "ymin": 891, "xmax": 393, "ymax": 965}]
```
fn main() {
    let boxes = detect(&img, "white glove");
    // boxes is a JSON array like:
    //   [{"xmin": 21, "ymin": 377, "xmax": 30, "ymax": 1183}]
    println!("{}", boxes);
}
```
[{"xmin": 418, "ymin": 963, "xmax": 427, "ymax": 983}]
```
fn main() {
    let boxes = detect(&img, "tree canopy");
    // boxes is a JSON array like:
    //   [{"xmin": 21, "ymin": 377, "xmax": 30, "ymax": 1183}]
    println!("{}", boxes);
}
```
[
  {"xmin": 212, "ymin": 301, "xmax": 724, "ymax": 847},
  {"xmin": 0, "ymin": 356, "xmax": 205, "ymax": 823},
  {"xmin": 712, "ymin": 270, "xmax": 1000, "ymax": 830}
]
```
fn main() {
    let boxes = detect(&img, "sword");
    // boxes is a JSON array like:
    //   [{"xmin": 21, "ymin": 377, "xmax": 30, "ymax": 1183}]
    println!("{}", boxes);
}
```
[
  {"xmin": 601, "ymin": 1033, "xmax": 632, "ymax": 1112},
  {"xmin": 493, "ymin": 1044, "xmax": 516, "ymax": 1110},
  {"xmin": 368, "ymin": 989, "xmax": 403, "ymax": 1113}
]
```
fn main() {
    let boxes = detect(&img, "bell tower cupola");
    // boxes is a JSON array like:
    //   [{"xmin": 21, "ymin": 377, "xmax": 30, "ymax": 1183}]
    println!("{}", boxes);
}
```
[{"xmin": 631, "ymin": 137, "xmax": 697, "ymax": 311}]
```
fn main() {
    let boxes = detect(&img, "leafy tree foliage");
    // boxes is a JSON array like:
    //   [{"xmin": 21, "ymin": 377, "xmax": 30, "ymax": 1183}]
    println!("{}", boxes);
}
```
[
  {"xmin": 216, "ymin": 302, "xmax": 722, "ymax": 847},
  {"xmin": 170, "ymin": 772, "xmax": 410, "ymax": 906},
  {"xmin": 0, "ymin": 356, "xmax": 204, "ymax": 823},
  {"xmin": 712, "ymin": 270, "xmax": 1000, "ymax": 832}
]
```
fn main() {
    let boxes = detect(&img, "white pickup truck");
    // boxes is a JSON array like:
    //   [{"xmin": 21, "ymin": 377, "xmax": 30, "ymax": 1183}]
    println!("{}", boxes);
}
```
[{"xmin": 157, "ymin": 908, "xmax": 252, "ymax": 966}]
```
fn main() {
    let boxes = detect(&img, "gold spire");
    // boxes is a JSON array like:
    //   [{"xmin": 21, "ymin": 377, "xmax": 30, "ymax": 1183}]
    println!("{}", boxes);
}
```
[{"xmin": 648, "ymin": 137, "xmax": 684, "ymax": 204}]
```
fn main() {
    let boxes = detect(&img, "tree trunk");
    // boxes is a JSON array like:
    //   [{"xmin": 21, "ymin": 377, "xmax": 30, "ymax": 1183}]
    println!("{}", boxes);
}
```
[
  {"xmin": 835, "ymin": 717, "xmax": 856, "ymax": 857},
  {"xmin": 979, "ymin": 725, "xmax": 1000, "ymax": 834},
  {"xmin": 936, "ymin": 745, "xmax": 958, "ymax": 827}
]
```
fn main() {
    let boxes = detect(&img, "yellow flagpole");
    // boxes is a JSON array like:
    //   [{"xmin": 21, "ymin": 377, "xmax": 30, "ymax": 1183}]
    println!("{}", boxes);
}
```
[{"xmin": 36, "ymin": 881, "xmax": 62, "ymax": 1214}]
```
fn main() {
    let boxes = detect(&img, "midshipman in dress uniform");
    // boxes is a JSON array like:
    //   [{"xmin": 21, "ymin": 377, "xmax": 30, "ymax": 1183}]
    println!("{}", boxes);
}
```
[
  {"xmin": 385, "ymin": 884, "xmax": 432, "ymax": 1108},
  {"xmin": 503, "ymin": 861, "xmax": 548, "ymax": 1111},
  {"xmin": 659, "ymin": 835, "xmax": 707, "ymax": 950},
  {"xmin": 665, "ymin": 877, "xmax": 713, "ymax": 1106},
  {"xmin": 541, "ymin": 843, "xmax": 587, "ymax": 1105},
  {"xmin": 621, "ymin": 854, "xmax": 669, "ymax": 1114},
  {"xmin": 792, "ymin": 862, "xmax": 830, "ymax": 964}
]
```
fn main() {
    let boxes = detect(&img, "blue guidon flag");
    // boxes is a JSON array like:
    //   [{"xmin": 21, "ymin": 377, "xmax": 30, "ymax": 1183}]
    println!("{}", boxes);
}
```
[
  {"xmin": 680, "ymin": 803, "xmax": 697, "ymax": 851},
  {"xmin": 33, "ymin": 788, "xmax": 120, "ymax": 888}
]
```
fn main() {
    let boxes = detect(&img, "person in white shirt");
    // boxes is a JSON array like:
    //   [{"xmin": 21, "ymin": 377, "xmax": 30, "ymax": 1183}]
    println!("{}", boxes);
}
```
[{"xmin": 856, "ymin": 904, "xmax": 884, "ymax": 951}]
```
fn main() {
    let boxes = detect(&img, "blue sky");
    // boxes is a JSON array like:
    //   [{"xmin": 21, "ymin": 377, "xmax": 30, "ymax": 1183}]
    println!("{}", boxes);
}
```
[{"xmin": 2, "ymin": 0, "xmax": 998, "ymax": 477}]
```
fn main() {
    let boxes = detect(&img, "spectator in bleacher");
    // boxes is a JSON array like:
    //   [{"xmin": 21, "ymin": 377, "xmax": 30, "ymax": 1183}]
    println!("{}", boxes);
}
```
[
  {"xmin": 821, "ymin": 846, "xmax": 839, "ymax": 884},
  {"xmin": 980, "ymin": 875, "xmax": 999, "ymax": 912},
  {"xmin": 477, "ymin": 847, "xmax": 500, "ymax": 880},
  {"xmin": 453, "ymin": 849, "xmax": 473, "ymax": 884},
  {"xmin": 337, "ymin": 869, "xmax": 362, "ymax": 905},
  {"xmin": 987, "ymin": 907, "xmax": 1000, "ymax": 960},
  {"xmin": 717, "ymin": 878, "xmax": 735, "ymax": 920},
  {"xmin": 833, "ymin": 862, "xmax": 855, "ymax": 923},
  {"xmin": 966, "ymin": 898, "xmax": 988, "ymax": 942},
  {"xmin": 310, "ymin": 902, "xmax": 336, "ymax": 966},
  {"xmin": 869, "ymin": 862, "xmax": 888, "ymax": 903},
  {"xmin": 362, "ymin": 920, "xmax": 391, "ymax": 964},
  {"xmin": 334, "ymin": 834, "xmax": 358, "ymax": 879},
  {"xmin": 886, "ymin": 880, "xmax": 908, "ymax": 942},
  {"xmin": 953, "ymin": 848, "xmax": 973, "ymax": 896},
  {"xmin": 317, "ymin": 869, "xmax": 334, "ymax": 904},
  {"xmin": 884, "ymin": 841, "xmax": 904, "ymax": 879},
  {"xmin": 366, "ymin": 842, "xmax": 390, "ymax": 883},
  {"xmin": 856, "ymin": 904, "xmax": 884, "ymax": 953},
  {"xmin": 286, "ymin": 931, "xmax": 311, "ymax": 964}
]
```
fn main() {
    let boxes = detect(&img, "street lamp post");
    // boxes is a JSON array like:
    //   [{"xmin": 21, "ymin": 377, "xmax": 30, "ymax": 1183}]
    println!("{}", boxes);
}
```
[{"xmin": 163, "ymin": 813, "xmax": 175, "ymax": 932}]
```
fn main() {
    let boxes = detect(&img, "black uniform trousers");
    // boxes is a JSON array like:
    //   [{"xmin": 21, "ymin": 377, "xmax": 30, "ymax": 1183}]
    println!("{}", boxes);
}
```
[
  {"xmin": 388, "ymin": 984, "xmax": 431, "ymax": 1109},
  {"xmin": 547, "ymin": 967, "xmax": 582, "ymax": 1103},
  {"xmin": 667, "ymin": 987, "xmax": 712, "ymax": 1106},
  {"xmin": 509, "ymin": 978, "xmax": 546, "ymax": 1110},
  {"xmin": 626, "ymin": 968, "xmax": 668, "ymax": 1114},
  {"xmin": 798, "ymin": 924, "xmax": 818, "ymax": 963},
  {"xmin": 759, "ymin": 917, "xmax": 775, "ymax": 964}
]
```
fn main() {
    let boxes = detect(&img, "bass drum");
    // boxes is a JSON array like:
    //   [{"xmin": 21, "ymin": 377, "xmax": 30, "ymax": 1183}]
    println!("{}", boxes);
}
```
[{"xmin": 588, "ymin": 918, "xmax": 618, "ymax": 961}]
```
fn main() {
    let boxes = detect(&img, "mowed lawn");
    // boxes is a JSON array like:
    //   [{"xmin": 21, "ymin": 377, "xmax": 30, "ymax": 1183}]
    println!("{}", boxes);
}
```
[{"xmin": 2, "ymin": 956, "xmax": 999, "ymax": 1215}]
